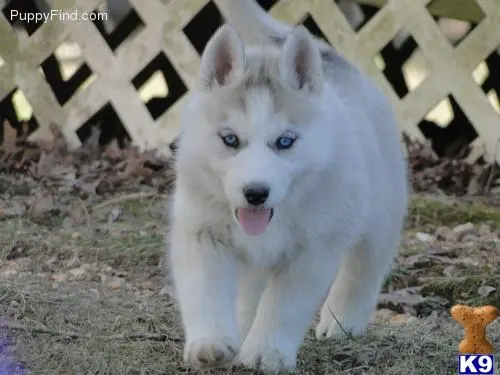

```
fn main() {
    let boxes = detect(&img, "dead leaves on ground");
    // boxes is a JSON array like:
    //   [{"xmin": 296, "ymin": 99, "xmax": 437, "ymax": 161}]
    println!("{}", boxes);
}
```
[
  {"xmin": 0, "ymin": 120, "xmax": 174, "ymax": 221},
  {"xmin": 379, "ymin": 222, "xmax": 500, "ymax": 318},
  {"xmin": 1, "ymin": 120, "xmax": 499, "ymax": 222},
  {"xmin": 403, "ymin": 132, "xmax": 500, "ymax": 196},
  {"xmin": 0, "ymin": 120, "xmax": 174, "ymax": 198},
  {"xmin": 0, "ymin": 120, "xmax": 31, "ymax": 167}
]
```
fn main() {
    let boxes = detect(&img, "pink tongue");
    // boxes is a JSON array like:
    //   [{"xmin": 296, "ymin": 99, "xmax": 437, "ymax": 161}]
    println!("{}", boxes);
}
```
[{"xmin": 236, "ymin": 208, "xmax": 272, "ymax": 236}]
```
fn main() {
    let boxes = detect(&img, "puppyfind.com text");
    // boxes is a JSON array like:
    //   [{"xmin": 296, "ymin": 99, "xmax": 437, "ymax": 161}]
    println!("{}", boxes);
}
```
[{"xmin": 9, "ymin": 9, "xmax": 108, "ymax": 24}]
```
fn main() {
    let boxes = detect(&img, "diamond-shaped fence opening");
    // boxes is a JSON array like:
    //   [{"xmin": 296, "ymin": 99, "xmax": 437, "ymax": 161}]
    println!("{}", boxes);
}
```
[
  {"xmin": 100, "ymin": 0, "xmax": 132, "ymax": 34},
  {"xmin": 0, "ymin": 91, "xmax": 22, "ymax": 142},
  {"xmin": 374, "ymin": 30, "xmax": 430, "ymax": 99},
  {"xmin": 183, "ymin": 1, "xmax": 224, "ymax": 55},
  {"xmin": 299, "ymin": 14, "xmax": 328, "ymax": 42},
  {"xmin": 472, "ymin": 61, "xmax": 489, "ymax": 87},
  {"xmin": 255, "ymin": 0, "xmax": 279, "ymax": 11},
  {"xmin": 76, "ymin": 102, "xmax": 130, "ymax": 147},
  {"xmin": 473, "ymin": 47, "xmax": 500, "ymax": 115},
  {"xmin": 419, "ymin": 95, "xmax": 478, "ymax": 158},
  {"xmin": 336, "ymin": 0, "xmax": 388, "ymax": 32},
  {"xmin": 40, "ymin": 38, "xmax": 95, "ymax": 106},
  {"xmin": 436, "ymin": 17, "xmax": 473, "ymax": 47},
  {"xmin": 1, "ymin": 0, "xmax": 50, "ymax": 36},
  {"xmin": 426, "ymin": 0, "xmax": 485, "ymax": 47},
  {"xmin": 132, "ymin": 52, "xmax": 187, "ymax": 121},
  {"xmin": 92, "ymin": 1, "xmax": 144, "ymax": 52},
  {"xmin": 0, "ymin": 88, "xmax": 39, "ymax": 143},
  {"xmin": 487, "ymin": 90, "xmax": 500, "ymax": 115}
]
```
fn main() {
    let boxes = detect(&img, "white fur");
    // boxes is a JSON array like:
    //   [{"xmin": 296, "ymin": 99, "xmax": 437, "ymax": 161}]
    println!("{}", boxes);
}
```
[{"xmin": 168, "ymin": 1, "xmax": 408, "ymax": 373}]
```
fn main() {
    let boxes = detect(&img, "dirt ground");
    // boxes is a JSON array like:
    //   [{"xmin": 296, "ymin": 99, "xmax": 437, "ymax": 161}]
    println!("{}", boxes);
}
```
[{"xmin": 1, "ymin": 190, "xmax": 500, "ymax": 374}]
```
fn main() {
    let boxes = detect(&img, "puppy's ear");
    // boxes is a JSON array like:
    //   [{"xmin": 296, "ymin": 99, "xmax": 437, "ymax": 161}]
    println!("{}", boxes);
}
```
[
  {"xmin": 279, "ymin": 26, "xmax": 324, "ymax": 95},
  {"xmin": 199, "ymin": 25, "xmax": 246, "ymax": 90}
]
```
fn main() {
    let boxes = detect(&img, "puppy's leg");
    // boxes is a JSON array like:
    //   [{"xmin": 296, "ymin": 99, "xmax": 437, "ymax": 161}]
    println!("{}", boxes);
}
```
[
  {"xmin": 238, "ymin": 248, "xmax": 340, "ymax": 372},
  {"xmin": 170, "ymin": 229, "xmax": 239, "ymax": 369},
  {"xmin": 236, "ymin": 266, "xmax": 269, "ymax": 341},
  {"xmin": 315, "ymin": 234, "xmax": 399, "ymax": 339}
]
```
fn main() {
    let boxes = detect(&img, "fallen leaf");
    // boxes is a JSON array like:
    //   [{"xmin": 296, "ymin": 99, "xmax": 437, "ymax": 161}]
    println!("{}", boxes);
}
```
[
  {"xmin": 379, "ymin": 289, "xmax": 426, "ymax": 306},
  {"xmin": 478, "ymin": 285, "xmax": 496, "ymax": 297},
  {"xmin": 107, "ymin": 207, "xmax": 122, "ymax": 223},
  {"xmin": 0, "ymin": 120, "xmax": 21, "ymax": 163},
  {"xmin": 29, "ymin": 189, "xmax": 55, "ymax": 217},
  {"xmin": 65, "ymin": 256, "xmax": 80, "ymax": 269},
  {"xmin": 34, "ymin": 123, "xmax": 65, "ymax": 153},
  {"xmin": 442, "ymin": 265, "xmax": 457, "ymax": 277},
  {"xmin": 403, "ymin": 254, "xmax": 433, "ymax": 268},
  {"xmin": 435, "ymin": 226, "xmax": 457, "ymax": 242},
  {"xmin": 50, "ymin": 273, "xmax": 68, "ymax": 282},
  {"xmin": 103, "ymin": 139, "xmax": 123, "ymax": 160},
  {"xmin": 453, "ymin": 222, "xmax": 476, "ymax": 240},
  {"xmin": 68, "ymin": 267, "xmax": 86, "ymax": 279},
  {"xmin": 107, "ymin": 278, "xmax": 125, "ymax": 290},
  {"xmin": 139, "ymin": 281, "xmax": 154, "ymax": 290},
  {"xmin": 416, "ymin": 232, "xmax": 434, "ymax": 243}
]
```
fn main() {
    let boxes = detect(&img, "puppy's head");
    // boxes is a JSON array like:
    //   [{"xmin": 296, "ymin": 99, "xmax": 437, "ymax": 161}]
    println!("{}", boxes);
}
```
[{"xmin": 176, "ymin": 25, "xmax": 332, "ymax": 236}]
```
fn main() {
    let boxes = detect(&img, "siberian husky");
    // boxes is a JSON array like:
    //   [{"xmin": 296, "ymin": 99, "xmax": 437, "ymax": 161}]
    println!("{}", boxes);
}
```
[{"xmin": 168, "ymin": 0, "xmax": 408, "ymax": 372}]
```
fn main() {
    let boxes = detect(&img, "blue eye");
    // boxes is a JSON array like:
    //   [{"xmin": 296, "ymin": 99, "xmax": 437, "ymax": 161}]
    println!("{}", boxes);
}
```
[
  {"xmin": 221, "ymin": 134, "xmax": 240, "ymax": 148},
  {"xmin": 275, "ymin": 136, "xmax": 296, "ymax": 150}
]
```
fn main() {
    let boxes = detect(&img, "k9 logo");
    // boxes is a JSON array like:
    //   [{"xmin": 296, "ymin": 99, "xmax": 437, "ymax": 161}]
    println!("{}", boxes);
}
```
[{"xmin": 458, "ymin": 354, "xmax": 494, "ymax": 375}]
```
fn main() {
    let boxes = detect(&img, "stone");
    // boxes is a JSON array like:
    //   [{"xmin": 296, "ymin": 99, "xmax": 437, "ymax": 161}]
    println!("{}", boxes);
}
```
[
  {"xmin": 478, "ymin": 224, "xmax": 491, "ymax": 236},
  {"xmin": 416, "ymin": 232, "xmax": 434, "ymax": 243},
  {"xmin": 65, "ymin": 256, "xmax": 80, "ymax": 269},
  {"xmin": 107, "ymin": 278, "xmax": 125, "ymax": 290},
  {"xmin": 435, "ymin": 226, "xmax": 457, "ymax": 242},
  {"xmin": 452, "ymin": 223, "xmax": 476, "ymax": 240}
]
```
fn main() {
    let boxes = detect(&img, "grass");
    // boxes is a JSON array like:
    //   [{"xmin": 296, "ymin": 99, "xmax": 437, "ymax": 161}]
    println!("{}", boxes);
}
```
[
  {"xmin": 0, "ymin": 193, "xmax": 499, "ymax": 374},
  {"xmin": 408, "ymin": 195, "xmax": 500, "ymax": 230},
  {"xmin": 422, "ymin": 275, "xmax": 500, "ymax": 307}
]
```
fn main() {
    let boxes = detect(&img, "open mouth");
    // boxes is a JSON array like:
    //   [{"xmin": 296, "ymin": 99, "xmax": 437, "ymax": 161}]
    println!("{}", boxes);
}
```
[{"xmin": 235, "ymin": 207, "xmax": 274, "ymax": 236}]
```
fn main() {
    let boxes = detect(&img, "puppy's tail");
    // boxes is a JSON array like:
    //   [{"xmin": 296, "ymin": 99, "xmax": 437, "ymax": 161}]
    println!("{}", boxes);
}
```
[
  {"xmin": 214, "ymin": 0, "xmax": 291, "ymax": 45},
  {"xmin": 215, "ymin": 0, "xmax": 333, "ymax": 51}
]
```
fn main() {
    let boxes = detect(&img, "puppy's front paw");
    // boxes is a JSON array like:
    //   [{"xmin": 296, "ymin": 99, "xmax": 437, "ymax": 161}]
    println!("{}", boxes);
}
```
[
  {"xmin": 184, "ymin": 336, "xmax": 239, "ymax": 369},
  {"xmin": 238, "ymin": 346, "xmax": 296, "ymax": 373}
]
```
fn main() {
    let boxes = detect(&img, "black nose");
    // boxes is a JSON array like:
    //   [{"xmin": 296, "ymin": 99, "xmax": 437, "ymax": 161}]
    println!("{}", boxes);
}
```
[{"xmin": 243, "ymin": 184, "xmax": 270, "ymax": 206}]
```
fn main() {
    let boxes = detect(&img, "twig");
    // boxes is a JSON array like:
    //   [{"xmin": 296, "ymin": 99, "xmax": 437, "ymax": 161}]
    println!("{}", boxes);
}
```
[
  {"xmin": 485, "ymin": 137, "xmax": 500, "ymax": 195},
  {"xmin": 338, "ymin": 365, "xmax": 369, "ymax": 374},
  {"xmin": 92, "ymin": 192, "xmax": 160, "ymax": 211},
  {"xmin": 3, "ymin": 322, "xmax": 181, "ymax": 343},
  {"xmin": 4, "ymin": 322, "xmax": 82, "ymax": 340},
  {"xmin": 77, "ymin": 197, "xmax": 93, "ymax": 235},
  {"xmin": 328, "ymin": 307, "xmax": 355, "ymax": 341},
  {"xmin": 110, "ymin": 332, "xmax": 181, "ymax": 342}
]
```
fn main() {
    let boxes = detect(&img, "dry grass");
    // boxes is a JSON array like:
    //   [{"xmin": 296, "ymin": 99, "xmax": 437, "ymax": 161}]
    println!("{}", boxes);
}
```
[{"xmin": 0, "ymin": 194, "xmax": 499, "ymax": 374}]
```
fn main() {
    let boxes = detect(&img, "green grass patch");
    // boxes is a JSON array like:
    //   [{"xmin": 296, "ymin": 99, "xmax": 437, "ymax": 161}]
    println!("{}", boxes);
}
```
[{"xmin": 408, "ymin": 195, "xmax": 500, "ymax": 229}]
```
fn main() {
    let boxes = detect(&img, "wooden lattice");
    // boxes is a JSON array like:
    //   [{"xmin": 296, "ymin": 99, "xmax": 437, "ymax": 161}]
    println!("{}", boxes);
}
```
[{"xmin": 0, "ymin": 0, "xmax": 499, "ymax": 162}]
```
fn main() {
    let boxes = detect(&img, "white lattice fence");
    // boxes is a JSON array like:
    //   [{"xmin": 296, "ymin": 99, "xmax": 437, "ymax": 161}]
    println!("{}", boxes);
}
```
[
  {"xmin": 217, "ymin": 0, "xmax": 500, "ymax": 162},
  {"xmin": 1, "ymin": 0, "xmax": 499, "ymax": 162},
  {"xmin": 0, "ymin": 0, "xmax": 200, "ymax": 152}
]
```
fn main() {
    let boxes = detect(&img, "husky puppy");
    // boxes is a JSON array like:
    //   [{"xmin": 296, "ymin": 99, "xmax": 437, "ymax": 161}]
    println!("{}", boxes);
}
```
[{"xmin": 168, "ymin": 0, "xmax": 408, "ymax": 372}]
